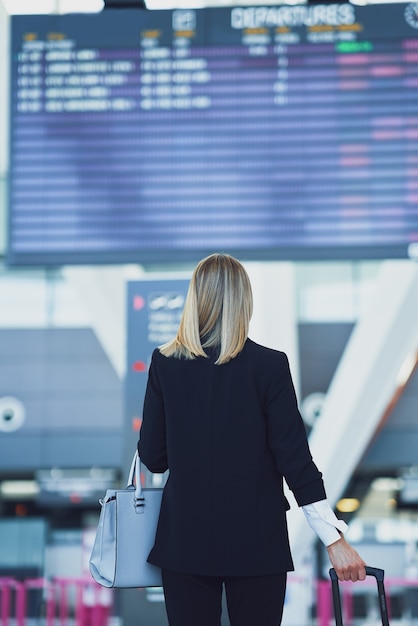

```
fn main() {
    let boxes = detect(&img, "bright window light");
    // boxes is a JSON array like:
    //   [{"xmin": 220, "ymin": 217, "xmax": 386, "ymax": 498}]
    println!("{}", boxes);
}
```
[
  {"xmin": 145, "ymin": 0, "xmax": 306, "ymax": 7},
  {"xmin": 59, "ymin": 0, "xmax": 104, "ymax": 13},
  {"xmin": 2, "ymin": 0, "xmax": 56, "ymax": 14},
  {"xmin": 145, "ymin": 0, "xmax": 206, "ymax": 7},
  {"xmin": 0, "ymin": 480, "xmax": 40, "ymax": 498},
  {"xmin": 1, "ymin": 0, "xmax": 104, "ymax": 13},
  {"xmin": 371, "ymin": 477, "xmax": 402, "ymax": 492}
]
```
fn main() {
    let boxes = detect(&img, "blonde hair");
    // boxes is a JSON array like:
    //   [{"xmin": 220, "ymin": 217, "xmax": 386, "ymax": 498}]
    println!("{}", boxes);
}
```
[{"xmin": 160, "ymin": 254, "xmax": 253, "ymax": 365}]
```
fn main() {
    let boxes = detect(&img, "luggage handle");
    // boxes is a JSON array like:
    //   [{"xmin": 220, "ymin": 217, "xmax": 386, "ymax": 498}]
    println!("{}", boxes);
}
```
[{"xmin": 329, "ymin": 567, "xmax": 389, "ymax": 626}]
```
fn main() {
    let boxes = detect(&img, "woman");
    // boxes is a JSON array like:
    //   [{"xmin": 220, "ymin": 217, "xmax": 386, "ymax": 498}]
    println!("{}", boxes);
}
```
[{"xmin": 138, "ymin": 253, "xmax": 366, "ymax": 626}]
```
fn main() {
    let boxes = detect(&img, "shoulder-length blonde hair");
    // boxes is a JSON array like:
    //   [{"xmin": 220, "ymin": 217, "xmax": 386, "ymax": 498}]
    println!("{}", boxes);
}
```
[{"xmin": 160, "ymin": 253, "xmax": 253, "ymax": 365}]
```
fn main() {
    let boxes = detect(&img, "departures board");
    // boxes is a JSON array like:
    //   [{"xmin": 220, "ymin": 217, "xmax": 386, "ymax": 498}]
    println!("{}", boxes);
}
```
[{"xmin": 8, "ymin": 4, "xmax": 418, "ymax": 266}]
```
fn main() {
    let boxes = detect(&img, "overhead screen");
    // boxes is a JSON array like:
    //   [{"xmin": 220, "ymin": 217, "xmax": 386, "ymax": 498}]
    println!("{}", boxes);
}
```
[{"xmin": 8, "ymin": 4, "xmax": 418, "ymax": 265}]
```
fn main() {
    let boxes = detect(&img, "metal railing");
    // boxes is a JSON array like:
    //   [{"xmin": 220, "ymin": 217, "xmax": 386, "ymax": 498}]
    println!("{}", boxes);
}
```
[{"xmin": 0, "ymin": 577, "xmax": 113, "ymax": 626}]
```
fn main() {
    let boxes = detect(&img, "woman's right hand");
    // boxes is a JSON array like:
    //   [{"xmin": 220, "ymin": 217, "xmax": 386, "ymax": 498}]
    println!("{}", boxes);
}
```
[{"xmin": 326, "ymin": 534, "xmax": 366, "ymax": 582}]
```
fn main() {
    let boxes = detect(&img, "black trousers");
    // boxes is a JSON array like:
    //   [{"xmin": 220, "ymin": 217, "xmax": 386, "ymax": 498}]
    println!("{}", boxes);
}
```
[{"xmin": 162, "ymin": 569, "xmax": 287, "ymax": 626}]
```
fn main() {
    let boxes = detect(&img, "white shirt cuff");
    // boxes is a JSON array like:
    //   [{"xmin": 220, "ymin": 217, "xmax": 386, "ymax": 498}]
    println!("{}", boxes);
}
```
[{"xmin": 302, "ymin": 499, "xmax": 348, "ymax": 547}]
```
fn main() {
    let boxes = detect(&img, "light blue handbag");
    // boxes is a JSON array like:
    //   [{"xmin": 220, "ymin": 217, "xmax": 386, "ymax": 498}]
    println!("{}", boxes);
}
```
[{"xmin": 89, "ymin": 451, "xmax": 163, "ymax": 588}]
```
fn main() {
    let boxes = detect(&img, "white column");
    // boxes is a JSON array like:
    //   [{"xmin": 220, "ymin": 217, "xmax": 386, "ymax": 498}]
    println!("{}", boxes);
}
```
[
  {"xmin": 245, "ymin": 261, "xmax": 300, "ymax": 396},
  {"xmin": 287, "ymin": 260, "xmax": 418, "ymax": 567},
  {"xmin": 62, "ymin": 265, "xmax": 144, "ymax": 379}
]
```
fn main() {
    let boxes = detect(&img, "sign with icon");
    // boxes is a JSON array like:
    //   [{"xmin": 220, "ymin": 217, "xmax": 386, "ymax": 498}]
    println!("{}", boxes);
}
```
[{"xmin": 125, "ymin": 278, "xmax": 189, "ymax": 441}]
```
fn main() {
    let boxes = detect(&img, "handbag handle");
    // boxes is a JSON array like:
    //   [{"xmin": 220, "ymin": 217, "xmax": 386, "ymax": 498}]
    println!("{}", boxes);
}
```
[{"xmin": 127, "ymin": 451, "xmax": 142, "ymax": 502}]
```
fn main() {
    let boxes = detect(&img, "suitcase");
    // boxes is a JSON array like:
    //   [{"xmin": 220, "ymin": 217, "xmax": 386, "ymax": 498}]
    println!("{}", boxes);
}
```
[{"xmin": 329, "ymin": 566, "xmax": 390, "ymax": 626}]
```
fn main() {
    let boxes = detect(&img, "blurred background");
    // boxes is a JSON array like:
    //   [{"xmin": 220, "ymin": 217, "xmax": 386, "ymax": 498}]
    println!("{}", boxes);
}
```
[{"xmin": 0, "ymin": 0, "xmax": 418, "ymax": 625}]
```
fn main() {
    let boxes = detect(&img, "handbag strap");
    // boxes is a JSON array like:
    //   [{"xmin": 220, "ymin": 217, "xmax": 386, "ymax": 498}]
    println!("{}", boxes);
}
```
[{"xmin": 127, "ymin": 451, "xmax": 143, "ymax": 501}]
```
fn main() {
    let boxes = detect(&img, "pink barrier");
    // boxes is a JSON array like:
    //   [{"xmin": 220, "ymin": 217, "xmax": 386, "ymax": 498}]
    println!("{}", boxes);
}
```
[
  {"xmin": 0, "ymin": 577, "xmax": 112, "ymax": 626},
  {"xmin": 5, "ymin": 573, "xmax": 418, "ymax": 626},
  {"xmin": 21, "ymin": 578, "xmax": 55, "ymax": 626},
  {"xmin": 53, "ymin": 578, "xmax": 111, "ymax": 626},
  {"xmin": 0, "ymin": 578, "xmax": 25, "ymax": 626},
  {"xmin": 317, "ymin": 580, "xmax": 332, "ymax": 626}
]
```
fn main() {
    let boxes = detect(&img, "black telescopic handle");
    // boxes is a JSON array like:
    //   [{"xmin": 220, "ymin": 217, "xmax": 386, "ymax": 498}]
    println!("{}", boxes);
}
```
[{"xmin": 329, "ymin": 567, "xmax": 389, "ymax": 626}]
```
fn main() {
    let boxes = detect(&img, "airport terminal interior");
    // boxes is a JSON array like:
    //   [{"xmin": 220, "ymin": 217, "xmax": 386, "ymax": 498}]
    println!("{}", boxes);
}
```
[{"xmin": 1, "ymin": 0, "xmax": 418, "ymax": 624}]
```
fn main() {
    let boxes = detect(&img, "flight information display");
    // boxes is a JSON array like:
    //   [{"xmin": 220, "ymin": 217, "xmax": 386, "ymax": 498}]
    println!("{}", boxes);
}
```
[{"xmin": 8, "ymin": 4, "xmax": 418, "ymax": 265}]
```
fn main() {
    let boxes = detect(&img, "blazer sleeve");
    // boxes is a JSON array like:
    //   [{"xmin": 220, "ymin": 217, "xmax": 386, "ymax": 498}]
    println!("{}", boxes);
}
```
[
  {"xmin": 137, "ymin": 350, "xmax": 168, "ymax": 473},
  {"xmin": 265, "ymin": 352, "xmax": 326, "ymax": 506}
]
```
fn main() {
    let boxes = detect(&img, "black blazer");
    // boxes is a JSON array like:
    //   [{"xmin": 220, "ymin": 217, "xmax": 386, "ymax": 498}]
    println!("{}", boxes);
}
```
[{"xmin": 138, "ymin": 338, "xmax": 326, "ymax": 576}]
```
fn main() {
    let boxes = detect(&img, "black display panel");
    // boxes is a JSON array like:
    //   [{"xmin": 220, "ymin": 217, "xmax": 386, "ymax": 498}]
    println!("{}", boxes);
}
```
[{"xmin": 8, "ymin": 4, "xmax": 418, "ymax": 265}]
